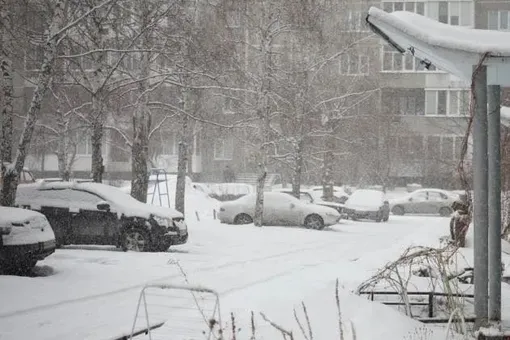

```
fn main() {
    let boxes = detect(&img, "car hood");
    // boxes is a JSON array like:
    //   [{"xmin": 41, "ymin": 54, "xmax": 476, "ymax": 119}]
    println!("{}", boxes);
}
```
[
  {"xmin": 113, "ymin": 201, "xmax": 183, "ymax": 220},
  {"xmin": 314, "ymin": 200, "xmax": 345, "ymax": 208}
]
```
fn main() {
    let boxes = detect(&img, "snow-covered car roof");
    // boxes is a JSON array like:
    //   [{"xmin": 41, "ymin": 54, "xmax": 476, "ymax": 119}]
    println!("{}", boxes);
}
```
[{"xmin": 346, "ymin": 189, "xmax": 386, "ymax": 208}]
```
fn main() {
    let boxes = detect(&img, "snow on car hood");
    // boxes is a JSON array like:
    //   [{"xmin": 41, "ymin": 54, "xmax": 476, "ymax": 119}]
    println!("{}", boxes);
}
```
[
  {"xmin": 0, "ymin": 206, "xmax": 47, "ymax": 225},
  {"xmin": 0, "ymin": 207, "xmax": 55, "ymax": 245}
]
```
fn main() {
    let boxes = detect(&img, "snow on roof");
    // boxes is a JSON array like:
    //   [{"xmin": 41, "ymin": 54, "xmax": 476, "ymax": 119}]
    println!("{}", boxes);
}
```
[
  {"xmin": 368, "ymin": 7, "xmax": 510, "ymax": 55},
  {"xmin": 366, "ymin": 7, "xmax": 510, "ymax": 84}
]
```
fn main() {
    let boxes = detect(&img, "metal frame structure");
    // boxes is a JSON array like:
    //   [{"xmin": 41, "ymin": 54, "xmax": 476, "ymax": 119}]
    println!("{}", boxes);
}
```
[
  {"xmin": 129, "ymin": 283, "xmax": 222, "ymax": 340},
  {"xmin": 365, "ymin": 7, "xmax": 510, "ymax": 331},
  {"xmin": 149, "ymin": 168, "xmax": 171, "ymax": 207}
]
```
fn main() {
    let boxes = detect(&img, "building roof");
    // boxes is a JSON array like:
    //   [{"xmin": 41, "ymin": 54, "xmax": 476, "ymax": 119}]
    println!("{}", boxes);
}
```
[{"xmin": 366, "ymin": 7, "xmax": 510, "ymax": 85}]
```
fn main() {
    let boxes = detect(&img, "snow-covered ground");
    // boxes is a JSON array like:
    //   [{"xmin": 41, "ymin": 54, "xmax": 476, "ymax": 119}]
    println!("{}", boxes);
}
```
[{"xmin": 0, "ymin": 212, "xmax": 474, "ymax": 340}]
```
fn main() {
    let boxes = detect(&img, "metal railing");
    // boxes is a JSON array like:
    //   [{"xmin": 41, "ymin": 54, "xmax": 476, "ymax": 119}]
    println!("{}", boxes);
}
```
[{"xmin": 358, "ymin": 290, "xmax": 475, "ymax": 323}]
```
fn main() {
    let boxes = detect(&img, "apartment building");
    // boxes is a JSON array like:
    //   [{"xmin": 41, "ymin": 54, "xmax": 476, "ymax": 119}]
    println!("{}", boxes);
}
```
[{"xmin": 377, "ymin": 0, "xmax": 474, "ymax": 188}]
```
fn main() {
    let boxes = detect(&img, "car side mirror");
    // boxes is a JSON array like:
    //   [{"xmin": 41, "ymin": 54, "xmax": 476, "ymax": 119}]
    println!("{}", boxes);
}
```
[
  {"xmin": 97, "ymin": 202, "xmax": 110, "ymax": 211},
  {"xmin": 290, "ymin": 203, "xmax": 295, "ymax": 209}
]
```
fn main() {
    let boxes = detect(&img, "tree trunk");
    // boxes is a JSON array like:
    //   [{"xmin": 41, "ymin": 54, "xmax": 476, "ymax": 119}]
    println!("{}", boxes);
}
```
[
  {"xmin": 130, "ymin": 120, "xmax": 149, "ymax": 202},
  {"xmin": 175, "ymin": 139, "xmax": 188, "ymax": 214},
  {"xmin": 254, "ymin": 162, "xmax": 267, "ymax": 227},
  {"xmin": 91, "ymin": 97, "xmax": 104, "ymax": 183},
  {"xmin": 175, "ymin": 106, "xmax": 189, "ymax": 214},
  {"xmin": 1, "ymin": 58, "xmax": 13, "ymax": 164},
  {"xmin": 322, "ymin": 135, "xmax": 335, "ymax": 201},
  {"xmin": 1, "ymin": 0, "xmax": 65, "ymax": 206},
  {"xmin": 291, "ymin": 139, "xmax": 303, "ymax": 198}
]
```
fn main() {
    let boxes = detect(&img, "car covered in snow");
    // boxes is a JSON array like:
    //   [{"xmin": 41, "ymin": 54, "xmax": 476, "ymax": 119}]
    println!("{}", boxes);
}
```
[
  {"xmin": 15, "ymin": 181, "xmax": 188, "ymax": 252},
  {"xmin": 272, "ymin": 188, "xmax": 344, "ymax": 214},
  {"xmin": 343, "ymin": 189, "xmax": 390, "ymax": 222},
  {"xmin": 218, "ymin": 192, "xmax": 341, "ymax": 229},
  {"xmin": 0, "ymin": 207, "xmax": 56, "ymax": 274},
  {"xmin": 389, "ymin": 188, "xmax": 458, "ymax": 216}
]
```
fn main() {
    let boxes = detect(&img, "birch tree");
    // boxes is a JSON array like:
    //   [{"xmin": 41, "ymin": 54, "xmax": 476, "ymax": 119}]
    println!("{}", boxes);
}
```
[
  {"xmin": 0, "ymin": 0, "xmax": 116, "ymax": 206},
  {"xmin": 0, "ymin": 0, "xmax": 16, "ymax": 192}
]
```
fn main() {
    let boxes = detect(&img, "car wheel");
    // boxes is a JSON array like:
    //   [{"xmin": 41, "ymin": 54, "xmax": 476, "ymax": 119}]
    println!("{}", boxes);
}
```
[
  {"xmin": 234, "ymin": 213, "xmax": 253, "ymax": 225},
  {"xmin": 392, "ymin": 205, "xmax": 405, "ymax": 216},
  {"xmin": 304, "ymin": 214, "xmax": 324, "ymax": 230},
  {"xmin": 122, "ymin": 228, "xmax": 151, "ymax": 252},
  {"xmin": 439, "ymin": 207, "xmax": 453, "ymax": 217}
]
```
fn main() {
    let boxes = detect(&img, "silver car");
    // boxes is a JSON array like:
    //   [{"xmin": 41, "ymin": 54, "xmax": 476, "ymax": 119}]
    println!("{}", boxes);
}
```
[
  {"xmin": 389, "ymin": 189, "xmax": 459, "ymax": 216},
  {"xmin": 218, "ymin": 192, "xmax": 341, "ymax": 230}
]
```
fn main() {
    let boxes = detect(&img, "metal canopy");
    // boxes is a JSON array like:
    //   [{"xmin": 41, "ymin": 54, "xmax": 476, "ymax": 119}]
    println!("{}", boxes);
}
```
[
  {"xmin": 366, "ymin": 7, "xmax": 510, "ymax": 86},
  {"xmin": 366, "ymin": 6, "xmax": 508, "ymax": 331}
]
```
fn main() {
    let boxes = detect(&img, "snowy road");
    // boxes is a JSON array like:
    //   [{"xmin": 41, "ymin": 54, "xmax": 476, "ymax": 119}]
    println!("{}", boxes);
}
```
[{"xmin": 0, "ymin": 216, "xmax": 451, "ymax": 339}]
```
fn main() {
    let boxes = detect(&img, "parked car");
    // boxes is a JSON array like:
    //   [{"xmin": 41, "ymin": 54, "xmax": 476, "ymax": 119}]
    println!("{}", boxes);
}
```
[
  {"xmin": 0, "ymin": 162, "xmax": 36, "ymax": 188},
  {"xmin": 343, "ymin": 189, "xmax": 390, "ymax": 222},
  {"xmin": 0, "ymin": 207, "xmax": 56, "ymax": 274},
  {"xmin": 218, "ymin": 192, "xmax": 341, "ymax": 230},
  {"xmin": 389, "ymin": 189, "xmax": 459, "ymax": 216},
  {"xmin": 15, "ymin": 181, "xmax": 188, "ymax": 252},
  {"xmin": 309, "ymin": 186, "xmax": 350, "ymax": 204},
  {"xmin": 272, "ymin": 188, "xmax": 344, "ymax": 213}
]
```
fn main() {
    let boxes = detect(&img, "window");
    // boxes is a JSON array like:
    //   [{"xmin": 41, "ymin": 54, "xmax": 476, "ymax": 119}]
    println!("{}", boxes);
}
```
[
  {"xmin": 425, "ymin": 89, "xmax": 469, "ymax": 116},
  {"xmin": 427, "ymin": 136, "xmax": 441, "ymax": 160},
  {"xmin": 226, "ymin": 10, "xmax": 241, "ymax": 28},
  {"xmin": 411, "ymin": 191, "xmax": 428, "ymax": 202},
  {"xmin": 214, "ymin": 137, "xmax": 234, "ymax": 160},
  {"xmin": 340, "ymin": 54, "xmax": 369, "ymax": 75},
  {"xmin": 398, "ymin": 96, "xmax": 418, "ymax": 115},
  {"xmin": 383, "ymin": 2, "xmax": 425, "ymax": 15},
  {"xmin": 223, "ymin": 97, "xmax": 236, "ymax": 114},
  {"xmin": 427, "ymin": 1, "xmax": 473, "ymax": 26},
  {"xmin": 342, "ymin": 11, "xmax": 368, "ymax": 31},
  {"xmin": 442, "ymin": 137, "xmax": 454, "ymax": 160},
  {"xmin": 488, "ymin": 10, "xmax": 510, "ymax": 31},
  {"xmin": 382, "ymin": 44, "xmax": 437, "ymax": 72},
  {"xmin": 76, "ymin": 134, "xmax": 93, "ymax": 155},
  {"xmin": 454, "ymin": 136, "xmax": 464, "ymax": 159},
  {"xmin": 429, "ymin": 191, "xmax": 447, "ymax": 201}
]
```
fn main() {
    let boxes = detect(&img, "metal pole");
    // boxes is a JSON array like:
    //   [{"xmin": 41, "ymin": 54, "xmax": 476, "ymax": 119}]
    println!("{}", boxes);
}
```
[
  {"xmin": 473, "ymin": 65, "xmax": 489, "ymax": 329},
  {"xmin": 488, "ymin": 84, "xmax": 501, "ymax": 322}
]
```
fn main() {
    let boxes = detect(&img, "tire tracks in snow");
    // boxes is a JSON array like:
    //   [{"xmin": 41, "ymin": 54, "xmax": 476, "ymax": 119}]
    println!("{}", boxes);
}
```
[{"xmin": 0, "ymin": 238, "xmax": 345, "ymax": 319}]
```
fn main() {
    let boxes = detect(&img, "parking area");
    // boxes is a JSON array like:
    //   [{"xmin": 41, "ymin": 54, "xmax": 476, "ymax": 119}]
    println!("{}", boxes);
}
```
[{"xmin": 0, "ymin": 215, "xmax": 452, "ymax": 339}]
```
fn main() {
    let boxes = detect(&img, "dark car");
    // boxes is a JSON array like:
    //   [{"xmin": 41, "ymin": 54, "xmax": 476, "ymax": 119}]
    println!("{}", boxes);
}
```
[{"xmin": 15, "ymin": 181, "xmax": 188, "ymax": 252}]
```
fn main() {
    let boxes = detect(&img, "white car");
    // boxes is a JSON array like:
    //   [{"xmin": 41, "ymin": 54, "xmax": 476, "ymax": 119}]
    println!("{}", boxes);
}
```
[
  {"xmin": 0, "ymin": 207, "xmax": 56, "ymax": 274},
  {"xmin": 389, "ymin": 189, "xmax": 459, "ymax": 216},
  {"xmin": 343, "ymin": 189, "xmax": 390, "ymax": 222},
  {"xmin": 218, "ymin": 192, "xmax": 341, "ymax": 230}
]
